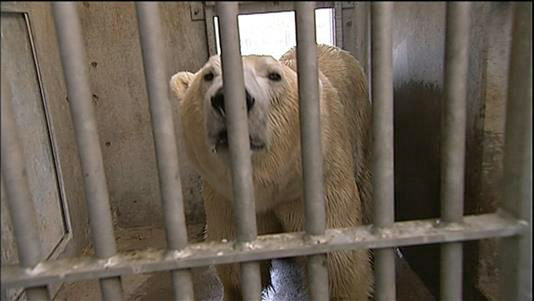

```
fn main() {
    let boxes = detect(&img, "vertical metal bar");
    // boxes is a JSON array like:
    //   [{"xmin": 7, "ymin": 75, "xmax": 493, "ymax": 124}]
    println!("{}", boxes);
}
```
[
  {"xmin": 441, "ymin": 2, "xmax": 470, "ymax": 224},
  {"xmin": 499, "ymin": 3, "xmax": 532, "ymax": 301},
  {"xmin": 296, "ymin": 1, "xmax": 326, "ymax": 237},
  {"xmin": 215, "ymin": 2, "xmax": 262, "ymax": 300},
  {"xmin": 439, "ymin": 3, "xmax": 471, "ymax": 301},
  {"xmin": 370, "ymin": 2, "xmax": 396, "ymax": 301},
  {"xmin": 51, "ymin": 3, "xmax": 124, "ymax": 300},
  {"xmin": 216, "ymin": 0, "xmax": 257, "ymax": 246},
  {"xmin": 441, "ymin": 244, "xmax": 463, "ymax": 299},
  {"xmin": 295, "ymin": 2, "xmax": 329, "ymax": 300},
  {"xmin": 306, "ymin": 254, "xmax": 329, "ymax": 299},
  {"xmin": 135, "ymin": 3, "xmax": 195, "ymax": 300},
  {"xmin": 334, "ymin": 2, "xmax": 343, "ymax": 48},
  {"xmin": 351, "ymin": 2, "xmax": 370, "ymax": 78},
  {"xmin": 1, "ymin": 75, "xmax": 49, "ymax": 301}
]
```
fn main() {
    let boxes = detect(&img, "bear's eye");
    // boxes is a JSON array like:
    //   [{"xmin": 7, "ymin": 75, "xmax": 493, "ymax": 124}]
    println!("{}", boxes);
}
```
[
  {"xmin": 268, "ymin": 72, "xmax": 282, "ymax": 82},
  {"xmin": 203, "ymin": 72, "xmax": 214, "ymax": 81}
]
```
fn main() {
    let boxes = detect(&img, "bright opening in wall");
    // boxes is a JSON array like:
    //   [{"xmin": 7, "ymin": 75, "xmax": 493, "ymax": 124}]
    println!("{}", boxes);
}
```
[{"xmin": 214, "ymin": 9, "xmax": 335, "ymax": 60}]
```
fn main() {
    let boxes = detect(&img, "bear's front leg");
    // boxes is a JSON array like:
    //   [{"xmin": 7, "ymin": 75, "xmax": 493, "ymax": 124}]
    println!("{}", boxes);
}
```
[
  {"xmin": 327, "ymin": 249, "xmax": 372, "ymax": 300},
  {"xmin": 323, "ymin": 178, "xmax": 373, "ymax": 300},
  {"xmin": 202, "ymin": 184, "xmax": 241, "ymax": 300},
  {"xmin": 273, "ymin": 180, "xmax": 373, "ymax": 300},
  {"xmin": 216, "ymin": 263, "xmax": 242, "ymax": 300}
]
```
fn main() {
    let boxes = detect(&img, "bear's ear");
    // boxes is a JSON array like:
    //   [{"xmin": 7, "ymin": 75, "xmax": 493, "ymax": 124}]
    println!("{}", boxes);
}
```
[{"xmin": 169, "ymin": 71, "xmax": 195, "ymax": 101}]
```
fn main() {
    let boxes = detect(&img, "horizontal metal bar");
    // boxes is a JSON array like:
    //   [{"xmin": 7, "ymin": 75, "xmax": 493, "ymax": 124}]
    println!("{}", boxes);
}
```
[
  {"xmin": 205, "ymin": 1, "xmax": 355, "ymax": 9},
  {"xmin": 205, "ymin": 1, "xmax": 338, "ymax": 7},
  {"xmin": 205, "ymin": 1, "xmax": 338, "ymax": 15},
  {"xmin": 1, "ymin": 213, "xmax": 526, "ymax": 290}
]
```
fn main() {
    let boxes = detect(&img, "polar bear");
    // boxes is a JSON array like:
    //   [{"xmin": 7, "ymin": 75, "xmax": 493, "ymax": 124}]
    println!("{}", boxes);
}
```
[{"xmin": 170, "ymin": 44, "xmax": 373, "ymax": 300}]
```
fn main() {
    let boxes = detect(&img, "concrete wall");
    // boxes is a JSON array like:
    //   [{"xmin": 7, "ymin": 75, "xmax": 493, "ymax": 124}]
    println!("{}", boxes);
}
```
[
  {"xmin": 77, "ymin": 2, "xmax": 208, "ymax": 229},
  {"xmin": 391, "ymin": 2, "xmax": 512, "ymax": 299},
  {"xmin": 1, "ymin": 2, "xmax": 513, "ymax": 299},
  {"xmin": 391, "ymin": 4, "xmax": 445, "ymax": 296},
  {"xmin": 2, "ymin": 3, "xmax": 93, "ymax": 299},
  {"xmin": 474, "ymin": 4, "xmax": 513, "ymax": 299},
  {"xmin": 1, "ymin": 1, "xmax": 90, "ymax": 263},
  {"xmin": 1, "ymin": 3, "xmax": 208, "ymax": 297}
]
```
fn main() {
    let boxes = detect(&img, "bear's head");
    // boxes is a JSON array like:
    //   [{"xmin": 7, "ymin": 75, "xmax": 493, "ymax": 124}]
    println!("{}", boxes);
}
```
[{"xmin": 170, "ymin": 54, "xmax": 321, "ymax": 205}]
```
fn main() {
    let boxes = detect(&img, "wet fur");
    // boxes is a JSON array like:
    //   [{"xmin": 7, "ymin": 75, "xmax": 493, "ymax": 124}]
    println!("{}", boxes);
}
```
[{"xmin": 171, "ymin": 44, "xmax": 373, "ymax": 300}]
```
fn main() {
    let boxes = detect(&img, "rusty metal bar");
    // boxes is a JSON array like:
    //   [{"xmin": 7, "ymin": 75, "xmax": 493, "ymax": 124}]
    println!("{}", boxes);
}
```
[
  {"xmin": 51, "ymin": 2, "xmax": 123, "ymax": 300},
  {"xmin": 1, "ymin": 71, "xmax": 49, "ymax": 301},
  {"xmin": 135, "ymin": 2, "xmax": 195, "ymax": 300},
  {"xmin": 295, "ymin": 1, "xmax": 330, "ymax": 300},
  {"xmin": 440, "ymin": 2, "xmax": 471, "ymax": 301},
  {"xmin": 215, "ymin": 2, "xmax": 262, "ymax": 300},
  {"xmin": 1, "ymin": 213, "xmax": 525, "ymax": 290},
  {"xmin": 370, "ymin": 2, "xmax": 396, "ymax": 300},
  {"xmin": 499, "ymin": 3, "xmax": 532, "ymax": 301}
]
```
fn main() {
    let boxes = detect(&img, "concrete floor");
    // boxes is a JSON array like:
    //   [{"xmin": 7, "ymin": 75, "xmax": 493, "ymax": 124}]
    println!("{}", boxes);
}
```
[{"xmin": 55, "ymin": 225, "xmax": 435, "ymax": 301}]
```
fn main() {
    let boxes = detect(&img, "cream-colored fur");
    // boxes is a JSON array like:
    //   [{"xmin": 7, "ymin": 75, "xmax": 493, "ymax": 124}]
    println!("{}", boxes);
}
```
[{"xmin": 170, "ymin": 44, "xmax": 372, "ymax": 300}]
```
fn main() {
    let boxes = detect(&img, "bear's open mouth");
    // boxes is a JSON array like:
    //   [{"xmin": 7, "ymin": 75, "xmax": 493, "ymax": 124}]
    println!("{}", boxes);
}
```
[{"xmin": 216, "ymin": 130, "xmax": 265, "ymax": 151}]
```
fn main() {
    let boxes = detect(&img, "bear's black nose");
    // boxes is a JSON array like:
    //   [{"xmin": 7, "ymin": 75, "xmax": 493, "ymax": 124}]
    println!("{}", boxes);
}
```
[{"xmin": 210, "ymin": 88, "xmax": 255, "ymax": 116}]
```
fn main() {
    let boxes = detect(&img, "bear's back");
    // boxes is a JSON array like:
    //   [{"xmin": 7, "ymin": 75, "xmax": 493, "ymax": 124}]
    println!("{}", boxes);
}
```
[{"xmin": 279, "ymin": 45, "xmax": 373, "ymax": 222}]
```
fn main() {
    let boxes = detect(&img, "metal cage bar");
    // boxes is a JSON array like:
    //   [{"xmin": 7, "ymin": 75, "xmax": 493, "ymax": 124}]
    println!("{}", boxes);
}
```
[
  {"xmin": 1, "ymin": 74, "xmax": 49, "ymax": 301},
  {"xmin": 51, "ymin": 3, "xmax": 124, "ymax": 300},
  {"xmin": 2, "ymin": 213, "xmax": 525, "ymax": 289},
  {"xmin": 135, "ymin": 3, "xmax": 195, "ymax": 300},
  {"xmin": 1, "ymin": 2, "xmax": 532, "ymax": 301},
  {"xmin": 440, "ymin": 2, "xmax": 471, "ymax": 300},
  {"xmin": 351, "ymin": 2, "xmax": 370, "ymax": 78},
  {"xmin": 499, "ymin": 3, "xmax": 532, "ymax": 300},
  {"xmin": 215, "ymin": 2, "xmax": 262, "ymax": 300},
  {"xmin": 295, "ymin": 1, "xmax": 330, "ymax": 299},
  {"xmin": 370, "ymin": 2, "xmax": 396, "ymax": 300}
]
